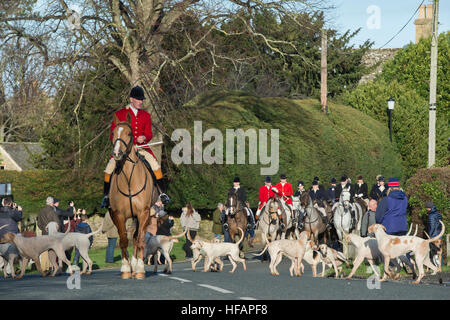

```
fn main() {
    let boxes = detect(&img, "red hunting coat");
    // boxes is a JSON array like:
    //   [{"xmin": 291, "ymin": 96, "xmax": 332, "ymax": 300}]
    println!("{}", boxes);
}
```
[
  {"xmin": 110, "ymin": 106, "xmax": 156, "ymax": 159},
  {"xmin": 258, "ymin": 185, "xmax": 275, "ymax": 209},
  {"xmin": 275, "ymin": 182, "xmax": 293, "ymax": 205}
]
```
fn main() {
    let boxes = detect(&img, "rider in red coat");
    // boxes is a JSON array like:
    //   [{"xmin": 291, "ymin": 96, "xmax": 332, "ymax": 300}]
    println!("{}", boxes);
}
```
[
  {"xmin": 274, "ymin": 173, "xmax": 293, "ymax": 205},
  {"xmin": 255, "ymin": 176, "xmax": 285, "ymax": 228},
  {"xmin": 101, "ymin": 86, "xmax": 169, "ymax": 208}
]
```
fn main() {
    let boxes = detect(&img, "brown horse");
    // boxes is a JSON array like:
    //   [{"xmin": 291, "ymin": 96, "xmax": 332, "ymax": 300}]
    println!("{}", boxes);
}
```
[
  {"xmin": 226, "ymin": 193, "xmax": 248, "ymax": 250},
  {"xmin": 108, "ymin": 113, "xmax": 156, "ymax": 279},
  {"xmin": 298, "ymin": 192, "xmax": 331, "ymax": 245}
]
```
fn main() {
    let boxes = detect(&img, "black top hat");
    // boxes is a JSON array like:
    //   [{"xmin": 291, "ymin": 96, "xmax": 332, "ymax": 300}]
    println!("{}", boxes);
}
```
[
  {"xmin": 130, "ymin": 86, "xmax": 146, "ymax": 100},
  {"xmin": 330, "ymin": 177, "xmax": 337, "ymax": 183},
  {"xmin": 340, "ymin": 175, "xmax": 347, "ymax": 182},
  {"xmin": 280, "ymin": 173, "xmax": 287, "ymax": 179},
  {"xmin": 233, "ymin": 176, "xmax": 240, "ymax": 183},
  {"xmin": 313, "ymin": 176, "xmax": 319, "ymax": 181},
  {"xmin": 312, "ymin": 180, "xmax": 319, "ymax": 186},
  {"xmin": 265, "ymin": 176, "xmax": 272, "ymax": 183}
]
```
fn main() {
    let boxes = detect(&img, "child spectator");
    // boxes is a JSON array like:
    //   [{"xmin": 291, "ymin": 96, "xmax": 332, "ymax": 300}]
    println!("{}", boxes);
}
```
[{"xmin": 73, "ymin": 213, "xmax": 93, "ymax": 266}]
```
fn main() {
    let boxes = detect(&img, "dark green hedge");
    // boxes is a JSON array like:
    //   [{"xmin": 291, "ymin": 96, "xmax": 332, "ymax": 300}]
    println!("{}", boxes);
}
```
[{"xmin": 164, "ymin": 91, "xmax": 404, "ymax": 210}]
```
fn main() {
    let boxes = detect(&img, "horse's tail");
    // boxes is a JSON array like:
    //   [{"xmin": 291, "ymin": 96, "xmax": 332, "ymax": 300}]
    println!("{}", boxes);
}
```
[
  {"xmin": 86, "ymin": 221, "xmax": 104, "ymax": 237},
  {"xmin": 253, "ymin": 243, "xmax": 269, "ymax": 256},
  {"xmin": 426, "ymin": 221, "xmax": 445, "ymax": 244},
  {"xmin": 236, "ymin": 227, "xmax": 244, "ymax": 246}
]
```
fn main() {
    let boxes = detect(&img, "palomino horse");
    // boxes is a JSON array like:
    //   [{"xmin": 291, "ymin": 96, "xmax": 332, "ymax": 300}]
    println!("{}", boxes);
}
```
[
  {"xmin": 332, "ymin": 189, "xmax": 364, "ymax": 258},
  {"xmin": 295, "ymin": 192, "xmax": 331, "ymax": 245},
  {"xmin": 226, "ymin": 193, "xmax": 248, "ymax": 251},
  {"xmin": 108, "ymin": 113, "xmax": 156, "ymax": 279}
]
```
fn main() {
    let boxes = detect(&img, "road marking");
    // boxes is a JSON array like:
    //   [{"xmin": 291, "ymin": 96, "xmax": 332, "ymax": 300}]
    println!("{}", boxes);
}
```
[
  {"xmin": 169, "ymin": 276, "xmax": 192, "ymax": 283},
  {"xmin": 181, "ymin": 259, "xmax": 259, "ymax": 271},
  {"xmin": 198, "ymin": 284, "xmax": 233, "ymax": 294},
  {"xmin": 240, "ymin": 297, "xmax": 257, "ymax": 300},
  {"xmin": 157, "ymin": 273, "xmax": 168, "ymax": 277}
]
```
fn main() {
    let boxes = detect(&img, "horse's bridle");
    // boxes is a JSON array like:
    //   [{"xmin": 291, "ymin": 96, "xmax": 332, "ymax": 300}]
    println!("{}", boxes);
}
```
[
  {"xmin": 112, "ymin": 122, "xmax": 148, "ymax": 217},
  {"xmin": 113, "ymin": 122, "xmax": 134, "ymax": 161}
]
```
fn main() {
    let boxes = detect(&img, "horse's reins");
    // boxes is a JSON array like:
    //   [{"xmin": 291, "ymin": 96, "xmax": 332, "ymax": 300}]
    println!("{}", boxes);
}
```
[{"xmin": 113, "ymin": 122, "xmax": 148, "ymax": 218}]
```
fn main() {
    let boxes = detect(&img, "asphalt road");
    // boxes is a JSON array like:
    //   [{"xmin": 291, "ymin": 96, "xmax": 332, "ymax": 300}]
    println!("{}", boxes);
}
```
[{"xmin": 0, "ymin": 251, "xmax": 448, "ymax": 300}]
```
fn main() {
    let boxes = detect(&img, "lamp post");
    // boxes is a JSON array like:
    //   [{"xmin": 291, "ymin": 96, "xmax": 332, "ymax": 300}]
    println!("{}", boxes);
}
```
[{"xmin": 387, "ymin": 96, "xmax": 395, "ymax": 143}]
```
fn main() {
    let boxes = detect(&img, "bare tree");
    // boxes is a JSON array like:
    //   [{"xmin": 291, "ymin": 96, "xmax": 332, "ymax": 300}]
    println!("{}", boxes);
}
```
[{"xmin": 0, "ymin": 0, "xmax": 332, "ymax": 158}]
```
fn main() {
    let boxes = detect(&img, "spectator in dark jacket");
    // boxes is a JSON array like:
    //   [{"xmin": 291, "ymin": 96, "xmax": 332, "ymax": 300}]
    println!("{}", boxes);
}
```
[
  {"xmin": 426, "ymin": 201, "xmax": 442, "ymax": 238},
  {"xmin": 156, "ymin": 211, "xmax": 174, "ymax": 236},
  {"xmin": 375, "ymin": 178, "xmax": 408, "ymax": 235},
  {"xmin": 37, "ymin": 197, "xmax": 60, "ymax": 235},
  {"xmin": 212, "ymin": 203, "xmax": 224, "ymax": 241},
  {"xmin": 53, "ymin": 198, "xmax": 75, "ymax": 231},
  {"xmin": 360, "ymin": 200, "xmax": 377, "ymax": 237},
  {"xmin": 0, "ymin": 196, "xmax": 22, "ymax": 239},
  {"xmin": 156, "ymin": 210, "xmax": 174, "ymax": 264},
  {"xmin": 73, "ymin": 214, "xmax": 93, "ymax": 265}
]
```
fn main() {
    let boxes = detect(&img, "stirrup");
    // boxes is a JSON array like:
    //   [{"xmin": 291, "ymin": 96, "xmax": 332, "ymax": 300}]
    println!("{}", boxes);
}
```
[
  {"xmin": 246, "ymin": 223, "xmax": 252, "ymax": 231},
  {"xmin": 223, "ymin": 223, "xmax": 229, "ymax": 231},
  {"xmin": 159, "ymin": 193, "xmax": 170, "ymax": 205},
  {"xmin": 101, "ymin": 195, "xmax": 110, "ymax": 208}
]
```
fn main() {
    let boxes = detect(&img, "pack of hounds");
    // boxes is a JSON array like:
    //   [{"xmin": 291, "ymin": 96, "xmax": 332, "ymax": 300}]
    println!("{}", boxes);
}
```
[{"xmin": 0, "ymin": 220, "xmax": 445, "ymax": 285}]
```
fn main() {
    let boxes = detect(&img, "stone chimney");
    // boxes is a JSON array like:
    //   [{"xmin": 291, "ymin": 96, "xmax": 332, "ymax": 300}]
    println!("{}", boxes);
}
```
[{"xmin": 414, "ymin": 4, "xmax": 433, "ymax": 43}]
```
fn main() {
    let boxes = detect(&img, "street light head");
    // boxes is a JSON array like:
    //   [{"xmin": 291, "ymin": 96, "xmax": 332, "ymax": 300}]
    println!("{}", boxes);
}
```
[{"xmin": 387, "ymin": 96, "xmax": 395, "ymax": 110}]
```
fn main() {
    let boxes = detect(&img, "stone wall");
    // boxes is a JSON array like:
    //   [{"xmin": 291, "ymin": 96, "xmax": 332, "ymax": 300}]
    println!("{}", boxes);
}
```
[{"xmin": 359, "ymin": 48, "xmax": 400, "ymax": 84}]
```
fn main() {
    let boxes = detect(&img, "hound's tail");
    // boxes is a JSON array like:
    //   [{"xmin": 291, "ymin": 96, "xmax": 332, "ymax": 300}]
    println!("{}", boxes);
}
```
[
  {"xmin": 236, "ymin": 227, "xmax": 245, "ymax": 246},
  {"xmin": 253, "ymin": 243, "xmax": 269, "ymax": 256},
  {"xmin": 426, "ymin": 221, "xmax": 445, "ymax": 243},
  {"xmin": 167, "ymin": 230, "xmax": 186, "ymax": 243},
  {"xmin": 86, "ymin": 221, "xmax": 104, "ymax": 238}
]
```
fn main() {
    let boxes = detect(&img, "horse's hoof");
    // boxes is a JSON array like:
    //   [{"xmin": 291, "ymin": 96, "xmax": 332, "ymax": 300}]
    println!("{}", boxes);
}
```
[
  {"xmin": 121, "ymin": 272, "xmax": 132, "ymax": 279},
  {"xmin": 135, "ymin": 272, "xmax": 146, "ymax": 280}
]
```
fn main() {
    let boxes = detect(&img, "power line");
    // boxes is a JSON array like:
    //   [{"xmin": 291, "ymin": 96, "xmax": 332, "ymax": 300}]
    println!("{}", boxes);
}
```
[{"xmin": 378, "ymin": 0, "xmax": 425, "ymax": 49}]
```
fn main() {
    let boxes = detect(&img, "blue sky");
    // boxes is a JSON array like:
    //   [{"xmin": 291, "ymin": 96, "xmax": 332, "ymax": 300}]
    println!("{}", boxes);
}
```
[{"xmin": 329, "ymin": 0, "xmax": 449, "ymax": 48}]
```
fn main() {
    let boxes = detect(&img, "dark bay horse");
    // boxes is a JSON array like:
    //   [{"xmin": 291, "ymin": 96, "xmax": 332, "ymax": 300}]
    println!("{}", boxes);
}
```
[
  {"xmin": 226, "ymin": 193, "xmax": 248, "ymax": 250},
  {"xmin": 297, "ymin": 192, "xmax": 332, "ymax": 245},
  {"xmin": 108, "ymin": 113, "xmax": 156, "ymax": 279}
]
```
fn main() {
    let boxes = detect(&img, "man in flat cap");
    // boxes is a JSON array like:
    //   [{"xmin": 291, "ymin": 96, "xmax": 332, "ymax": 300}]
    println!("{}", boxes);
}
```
[{"xmin": 101, "ymin": 86, "xmax": 169, "ymax": 208}]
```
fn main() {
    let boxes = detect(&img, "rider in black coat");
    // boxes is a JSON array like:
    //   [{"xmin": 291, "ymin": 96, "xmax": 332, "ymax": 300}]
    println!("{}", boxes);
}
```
[
  {"xmin": 369, "ymin": 176, "xmax": 388, "ymax": 201},
  {"xmin": 326, "ymin": 177, "xmax": 338, "ymax": 205},
  {"xmin": 335, "ymin": 175, "xmax": 355, "ymax": 203},
  {"xmin": 225, "ymin": 176, "xmax": 254, "ymax": 230}
]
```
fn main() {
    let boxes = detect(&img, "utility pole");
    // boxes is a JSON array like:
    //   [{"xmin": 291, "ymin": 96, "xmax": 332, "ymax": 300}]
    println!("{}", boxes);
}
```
[
  {"xmin": 428, "ymin": 0, "xmax": 439, "ymax": 167},
  {"xmin": 320, "ymin": 29, "xmax": 327, "ymax": 114}
]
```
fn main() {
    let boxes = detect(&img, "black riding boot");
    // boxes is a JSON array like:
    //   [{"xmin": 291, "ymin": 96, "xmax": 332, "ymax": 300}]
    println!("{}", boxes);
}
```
[
  {"xmin": 100, "ymin": 181, "xmax": 111, "ymax": 208},
  {"xmin": 140, "ymin": 156, "xmax": 171, "ymax": 204}
]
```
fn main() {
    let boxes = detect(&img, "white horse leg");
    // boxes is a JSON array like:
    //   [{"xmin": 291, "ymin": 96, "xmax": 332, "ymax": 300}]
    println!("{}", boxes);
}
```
[
  {"xmin": 135, "ymin": 258, "xmax": 146, "ymax": 279},
  {"xmin": 120, "ymin": 258, "xmax": 131, "ymax": 278},
  {"xmin": 130, "ymin": 255, "xmax": 138, "ymax": 274}
]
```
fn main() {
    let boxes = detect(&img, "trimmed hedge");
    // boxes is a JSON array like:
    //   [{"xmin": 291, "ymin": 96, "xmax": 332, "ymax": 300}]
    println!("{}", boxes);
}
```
[
  {"xmin": 0, "ymin": 169, "xmax": 102, "ymax": 219},
  {"xmin": 164, "ymin": 91, "xmax": 404, "ymax": 210},
  {"xmin": 405, "ymin": 167, "xmax": 449, "ymax": 238}
]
